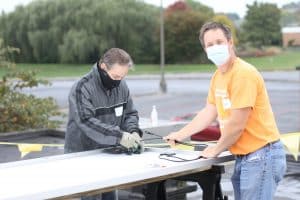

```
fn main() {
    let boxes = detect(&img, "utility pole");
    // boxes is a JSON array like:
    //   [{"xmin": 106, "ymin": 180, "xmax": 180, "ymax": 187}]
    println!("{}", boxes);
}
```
[{"xmin": 159, "ymin": 0, "xmax": 167, "ymax": 93}]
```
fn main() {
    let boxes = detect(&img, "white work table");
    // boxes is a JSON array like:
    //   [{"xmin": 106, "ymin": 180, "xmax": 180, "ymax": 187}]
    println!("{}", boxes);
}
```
[{"xmin": 0, "ymin": 148, "xmax": 234, "ymax": 199}]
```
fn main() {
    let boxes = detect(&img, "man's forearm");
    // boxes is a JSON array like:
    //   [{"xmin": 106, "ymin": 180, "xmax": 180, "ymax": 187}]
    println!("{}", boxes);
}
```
[
  {"xmin": 177, "ymin": 108, "xmax": 216, "ymax": 140},
  {"xmin": 214, "ymin": 108, "xmax": 251, "ymax": 155},
  {"xmin": 214, "ymin": 121, "xmax": 243, "ymax": 154}
]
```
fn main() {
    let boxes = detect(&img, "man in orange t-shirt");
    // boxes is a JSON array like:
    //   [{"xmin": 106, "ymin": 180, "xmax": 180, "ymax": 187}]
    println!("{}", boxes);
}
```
[{"xmin": 164, "ymin": 22, "xmax": 286, "ymax": 200}]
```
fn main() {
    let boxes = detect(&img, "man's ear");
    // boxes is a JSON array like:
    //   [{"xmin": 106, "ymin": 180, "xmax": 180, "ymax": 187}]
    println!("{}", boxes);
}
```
[
  {"xmin": 100, "ymin": 63, "xmax": 106, "ymax": 70},
  {"xmin": 228, "ymin": 38, "xmax": 234, "ymax": 47}
]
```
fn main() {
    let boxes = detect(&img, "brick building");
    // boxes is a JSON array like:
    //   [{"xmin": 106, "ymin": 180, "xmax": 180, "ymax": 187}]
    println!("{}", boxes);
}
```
[{"xmin": 282, "ymin": 27, "xmax": 300, "ymax": 47}]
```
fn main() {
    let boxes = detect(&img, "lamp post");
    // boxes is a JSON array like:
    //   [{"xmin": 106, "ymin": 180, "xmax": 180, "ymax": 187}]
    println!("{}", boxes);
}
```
[{"xmin": 159, "ymin": 0, "xmax": 167, "ymax": 93}]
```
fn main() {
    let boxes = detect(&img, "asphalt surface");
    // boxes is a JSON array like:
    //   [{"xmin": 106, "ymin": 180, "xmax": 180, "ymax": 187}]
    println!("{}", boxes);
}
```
[{"xmin": 23, "ymin": 70, "xmax": 300, "ymax": 133}]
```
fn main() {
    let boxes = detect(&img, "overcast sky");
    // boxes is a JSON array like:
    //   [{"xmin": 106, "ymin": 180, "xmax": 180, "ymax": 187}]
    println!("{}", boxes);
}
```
[{"xmin": 0, "ymin": 0, "xmax": 297, "ymax": 18}]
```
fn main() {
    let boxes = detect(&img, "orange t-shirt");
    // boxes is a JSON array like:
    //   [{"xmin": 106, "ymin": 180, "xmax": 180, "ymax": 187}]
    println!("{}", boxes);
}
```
[{"xmin": 207, "ymin": 57, "xmax": 280, "ymax": 155}]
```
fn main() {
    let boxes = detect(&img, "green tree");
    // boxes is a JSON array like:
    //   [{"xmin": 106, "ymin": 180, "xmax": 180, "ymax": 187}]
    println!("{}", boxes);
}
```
[
  {"xmin": 186, "ymin": 0, "xmax": 214, "ymax": 17},
  {"xmin": 0, "ymin": 6, "xmax": 34, "ymax": 62},
  {"xmin": 281, "ymin": 1, "xmax": 300, "ymax": 26},
  {"xmin": 0, "ymin": 0, "xmax": 160, "ymax": 64},
  {"xmin": 0, "ymin": 38, "xmax": 61, "ymax": 133},
  {"xmin": 164, "ymin": 1, "xmax": 211, "ymax": 63},
  {"xmin": 241, "ymin": 1, "xmax": 281, "ymax": 47},
  {"xmin": 58, "ymin": 29, "xmax": 98, "ymax": 63}
]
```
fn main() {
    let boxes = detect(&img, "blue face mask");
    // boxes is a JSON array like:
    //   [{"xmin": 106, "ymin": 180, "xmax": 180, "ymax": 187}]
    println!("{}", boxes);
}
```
[{"xmin": 206, "ymin": 44, "xmax": 230, "ymax": 67}]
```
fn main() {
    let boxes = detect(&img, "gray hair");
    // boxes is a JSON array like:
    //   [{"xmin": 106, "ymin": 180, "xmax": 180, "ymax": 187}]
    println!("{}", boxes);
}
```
[
  {"xmin": 199, "ymin": 22, "xmax": 232, "ymax": 47},
  {"xmin": 99, "ymin": 48, "xmax": 133, "ymax": 70}
]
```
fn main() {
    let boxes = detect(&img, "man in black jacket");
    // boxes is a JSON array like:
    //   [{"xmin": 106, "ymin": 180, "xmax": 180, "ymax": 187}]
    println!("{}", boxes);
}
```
[{"xmin": 65, "ymin": 48, "xmax": 143, "ymax": 200}]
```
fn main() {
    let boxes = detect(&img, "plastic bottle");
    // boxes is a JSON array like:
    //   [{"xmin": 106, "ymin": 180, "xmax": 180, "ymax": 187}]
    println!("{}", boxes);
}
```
[{"xmin": 151, "ymin": 105, "xmax": 158, "ymax": 127}]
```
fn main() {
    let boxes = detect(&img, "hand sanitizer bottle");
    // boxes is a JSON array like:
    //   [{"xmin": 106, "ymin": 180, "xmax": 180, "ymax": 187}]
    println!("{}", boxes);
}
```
[{"xmin": 151, "ymin": 105, "xmax": 158, "ymax": 127}]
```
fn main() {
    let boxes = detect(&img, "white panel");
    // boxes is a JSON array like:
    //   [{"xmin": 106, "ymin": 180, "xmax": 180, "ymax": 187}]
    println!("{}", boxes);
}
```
[{"xmin": 0, "ymin": 148, "xmax": 233, "ymax": 199}]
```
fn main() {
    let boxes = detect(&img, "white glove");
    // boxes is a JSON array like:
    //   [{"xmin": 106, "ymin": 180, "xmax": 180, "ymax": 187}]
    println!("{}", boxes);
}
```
[
  {"xmin": 120, "ymin": 132, "xmax": 140, "ymax": 153},
  {"xmin": 131, "ymin": 132, "xmax": 141, "ymax": 141}
]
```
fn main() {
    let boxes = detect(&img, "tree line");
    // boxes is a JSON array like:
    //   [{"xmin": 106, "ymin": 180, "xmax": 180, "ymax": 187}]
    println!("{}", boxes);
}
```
[
  {"xmin": 0, "ymin": 0, "xmax": 282, "ymax": 64},
  {"xmin": 0, "ymin": 0, "xmax": 161, "ymax": 64}
]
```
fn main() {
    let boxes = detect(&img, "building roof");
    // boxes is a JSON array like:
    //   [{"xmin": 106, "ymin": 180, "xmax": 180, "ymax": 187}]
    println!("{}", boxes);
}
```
[{"xmin": 282, "ymin": 27, "xmax": 300, "ymax": 33}]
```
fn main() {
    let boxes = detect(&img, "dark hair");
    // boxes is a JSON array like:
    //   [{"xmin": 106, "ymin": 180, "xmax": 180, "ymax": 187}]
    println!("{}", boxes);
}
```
[
  {"xmin": 199, "ymin": 22, "xmax": 232, "ymax": 47},
  {"xmin": 99, "ymin": 48, "xmax": 133, "ymax": 70}
]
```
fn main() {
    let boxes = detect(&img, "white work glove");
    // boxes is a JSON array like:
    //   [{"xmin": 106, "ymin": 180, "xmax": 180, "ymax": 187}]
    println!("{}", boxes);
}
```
[
  {"xmin": 120, "ymin": 132, "xmax": 141, "ymax": 154},
  {"xmin": 131, "ymin": 132, "xmax": 144, "ymax": 153}
]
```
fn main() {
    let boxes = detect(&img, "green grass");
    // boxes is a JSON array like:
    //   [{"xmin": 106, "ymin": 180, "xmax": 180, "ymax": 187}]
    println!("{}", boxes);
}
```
[
  {"xmin": 0, "ymin": 63, "xmax": 92, "ymax": 78},
  {"xmin": 0, "ymin": 50, "xmax": 299, "ymax": 78},
  {"xmin": 244, "ymin": 51, "xmax": 300, "ymax": 70}
]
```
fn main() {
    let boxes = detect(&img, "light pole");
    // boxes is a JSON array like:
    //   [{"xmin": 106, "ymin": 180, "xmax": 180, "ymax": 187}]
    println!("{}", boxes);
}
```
[{"xmin": 159, "ymin": 0, "xmax": 167, "ymax": 93}]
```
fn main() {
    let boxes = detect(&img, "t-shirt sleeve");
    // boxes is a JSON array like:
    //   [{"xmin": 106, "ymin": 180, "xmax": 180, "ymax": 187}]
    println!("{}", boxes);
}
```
[{"xmin": 230, "ymin": 76, "xmax": 258, "ymax": 109}]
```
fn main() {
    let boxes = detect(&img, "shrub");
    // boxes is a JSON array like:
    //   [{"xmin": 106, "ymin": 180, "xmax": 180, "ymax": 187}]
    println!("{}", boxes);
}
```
[{"xmin": 0, "ymin": 38, "xmax": 62, "ymax": 133}]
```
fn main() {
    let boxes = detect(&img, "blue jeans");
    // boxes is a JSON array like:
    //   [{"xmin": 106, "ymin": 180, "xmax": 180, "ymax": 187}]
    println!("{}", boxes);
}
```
[{"xmin": 231, "ymin": 140, "xmax": 286, "ymax": 200}]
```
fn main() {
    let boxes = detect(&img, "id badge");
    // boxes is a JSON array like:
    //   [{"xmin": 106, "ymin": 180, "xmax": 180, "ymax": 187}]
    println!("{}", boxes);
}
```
[
  {"xmin": 115, "ymin": 106, "xmax": 123, "ymax": 117},
  {"xmin": 222, "ymin": 98, "xmax": 231, "ymax": 109}
]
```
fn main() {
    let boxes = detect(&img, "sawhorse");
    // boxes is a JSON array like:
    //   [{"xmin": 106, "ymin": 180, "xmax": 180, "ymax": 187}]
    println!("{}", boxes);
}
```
[{"xmin": 145, "ymin": 165, "xmax": 228, "ymax": 200}]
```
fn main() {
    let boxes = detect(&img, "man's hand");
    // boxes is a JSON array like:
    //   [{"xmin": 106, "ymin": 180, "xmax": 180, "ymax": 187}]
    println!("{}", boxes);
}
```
[
  {"xmin": 120, "ymin": 132, "xmax": 143, "ymax": 154},
  {"xmin": 163, "ymin": 131, "xmax": 183, "ymax": 146},
  {"xmin": 200, "ymin": 146, "xmax": 219, "ymax": 158}
]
